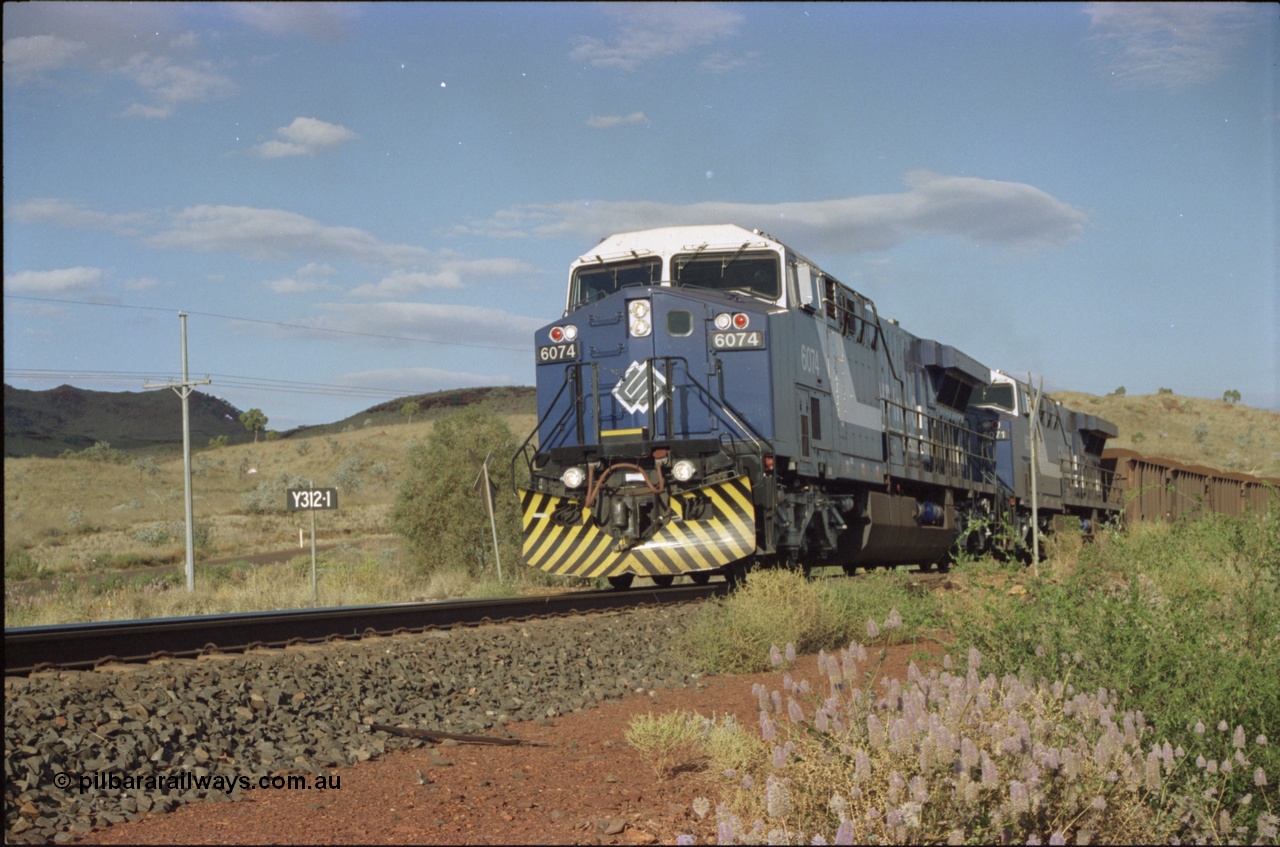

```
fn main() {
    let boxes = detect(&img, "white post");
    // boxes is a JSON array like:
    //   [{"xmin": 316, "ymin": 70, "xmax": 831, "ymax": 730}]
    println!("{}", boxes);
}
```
[
  {"xmin": 1027, "ymin": 373, "xmax": 1044, "ymax": 576},
  {"xmin": 483, "ymin": 458, "xmax": 503, "ymax": 582},
  {"xmin": 310, "ymin": 500, "xmax": 318, "ymax": 607}
]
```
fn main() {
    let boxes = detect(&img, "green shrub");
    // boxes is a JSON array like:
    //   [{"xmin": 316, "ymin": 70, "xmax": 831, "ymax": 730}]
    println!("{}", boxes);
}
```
[
  {"xmin": 941, "ymin": 510, "xmax": 1279, "ymax": 841},
  {"xmin": 391, "ymin": 404, "xmax": 522, "ymax": 577},
  {"xmin": 681, "ymin": 568, "xmax": 930, "ymax": 675},
  {"xmin": 5, "ymin": 547, "xmax": 40, "ymax": 581}
]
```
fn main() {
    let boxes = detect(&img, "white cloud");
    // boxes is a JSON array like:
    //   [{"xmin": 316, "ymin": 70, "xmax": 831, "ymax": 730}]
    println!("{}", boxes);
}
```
[
  {"xmin": 460, "ymin": 171, "xmax": 1088, "ymax": 253},
  {"xmin": 2, "ymin": 35, "xmax": 85, "ymax": 82},
  {"xmin": 701, "ymin": 51, "xmax": 756, "ymax": 74},
  {"xmin": 115, "ymin": 53, "xmax": 236, "ymax": 118},
  {"xmin": 149, "ymin": 205, "xmax": 429, "ymax": 264},
  {"xmin": 223, "ymin": 3, "xmax": 359, "ymax": 41},
  {"xmin": 1085, "ymin": 2, "xmax": 1257, "ymax": 88},
  {"xmin": 122, "ymin": 276, "xmax": 160, "ymax": 292},
  {"xmin": 571, "ymin": 3, "xmax": 743, "ymax": 71},
  {"xmin": 264, "ymin": 262, "xmax": 340, "ymax": 295},
  {"xmin": 348, "ymin": 258, "xmax": 534, "ymax": 299},
  {"xmin": 254, "ymin": 117, "xmax": 357, "ymax": 158},
  {"xmin": 4, "ymin": 267, "xmax": 103, "ymax": 293},
  {"xmin": 586, "ymin": 112, "xmax": 649, "ymax": 129},
  {"xmin": 349, "ymin": 270, "xmax": 465, "ymax": 298},
  {"xmin": 300, "ymin": 302, "xmax": 544, "ymax": 352},
  {"xmin": 6, "ymin": 198, "xmax": 148, "ymax": 234}
]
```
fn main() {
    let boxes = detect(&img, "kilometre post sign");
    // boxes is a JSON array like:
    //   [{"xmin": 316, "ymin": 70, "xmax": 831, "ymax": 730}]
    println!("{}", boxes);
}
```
[{"xmin": 287, "ymin": 488, "xmax": 339, "ymax": 511}]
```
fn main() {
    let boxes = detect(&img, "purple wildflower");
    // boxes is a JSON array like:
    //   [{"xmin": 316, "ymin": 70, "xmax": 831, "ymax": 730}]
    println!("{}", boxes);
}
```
[
  {"xmin": 676, "ymin": 836, "xmax": 695, "ymax": 845},
  {"xmin": 770, "ymin": 644, "xmax": 784, "ymax": 667},
  {"xmin": 1009, "ymin": 781, "xmax": 1029, "ymax": 816},
  {"xmin": 1256, "ymin": 768, "xmax": 1268, "ymax": 788},
  {"xmin": 888, "ymin": 770, "xmax": 906, "ymax": 805},
  {"xmin": 834, "ymin": 820, "xmax": 855, "ymax": 846},
  {"xmin": 854, "ymin": 748, "xmax": 871, "ymax": 784},
  {"xmin": 786, "ymin": 642, "xmax": 796, "ymax": 663},
  {"xmin": 867, "ymin": 714, "xmax": 886, "ymax": 748},
  {"xmin": 1049, "ymin": 832, "xmax": 1066, "ymax": 846},
  {"xmin": 866, "ymin": 618, "xmax": 880, "ymax": 640},
  {"xmin": 765, "ymin": 775, "xmax": 792, "ymax": 819},
  {"xmin": 981, "ymin": 751, "xmax": 998, "ymax": 788}
]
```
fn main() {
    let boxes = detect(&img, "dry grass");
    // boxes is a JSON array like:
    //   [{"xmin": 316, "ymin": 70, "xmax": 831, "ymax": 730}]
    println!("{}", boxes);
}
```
[
  {"xmin": 1054, "ymin": 391, "xmax": 1280, "ymax": 478},
  {"xmin": 3, "ymin": 411, "xmax": 536, "ymax": 595}
]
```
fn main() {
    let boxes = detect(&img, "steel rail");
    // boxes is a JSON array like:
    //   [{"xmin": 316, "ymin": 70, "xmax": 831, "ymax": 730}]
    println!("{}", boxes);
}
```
[{"xmin": 3, "ymin": 584, "xmax": 724, "ymax": 675}]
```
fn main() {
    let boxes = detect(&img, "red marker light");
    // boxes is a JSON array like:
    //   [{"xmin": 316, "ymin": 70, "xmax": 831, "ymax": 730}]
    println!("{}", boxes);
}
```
[
  {"xmin": 549, "ymin": 326, "xmax": 564, "ymax": 343},
  {"xmin": 732, "ymin": 313, "xmax": 749, "ymax": 329}
]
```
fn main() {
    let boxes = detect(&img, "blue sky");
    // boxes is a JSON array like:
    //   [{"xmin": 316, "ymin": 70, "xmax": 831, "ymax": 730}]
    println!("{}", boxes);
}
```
[{"xmin": 4, "ymin": 2, "xmax": 1277, "ymax": 430}]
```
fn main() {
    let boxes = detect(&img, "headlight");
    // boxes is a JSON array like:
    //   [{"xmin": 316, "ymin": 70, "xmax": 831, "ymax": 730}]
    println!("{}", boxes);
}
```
[
  {"xmin": 561, "ymin": 467, "xmax": 586, "ymax": 488},
  {"xmin": 672, "ymin": 460, "xmax": 697, "ymax": 482},
  {"xmin": 628, "ymin": 300, "xmax": 652, "ymax": 337},
  {"xmin": 714, "ymin": 312, "xmax": 732, "ymax": 330}
]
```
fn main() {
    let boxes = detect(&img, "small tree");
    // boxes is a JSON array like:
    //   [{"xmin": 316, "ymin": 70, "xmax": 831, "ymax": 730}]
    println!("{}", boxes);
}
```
[
  {"xmin": 1111, "ymin": 386, "xmax": 1126, "ymax": 396},
  {"xmin": 401, "ymin": 400, "xmax": 421, "ymax": 424},
  {"xmin": 1223, "ymin": 389, "xmax": 1241, "ymax": 404},
  {"xmin": 239, "ymin": 408, "xmax": 268, "ymax": 443},
  {"xmin": 392, "ymin": 405, "xmax": 523, "ymax": 576}
]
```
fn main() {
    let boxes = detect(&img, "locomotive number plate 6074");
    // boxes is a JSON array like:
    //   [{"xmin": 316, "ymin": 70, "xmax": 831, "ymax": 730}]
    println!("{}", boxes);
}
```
[
  {"xmin": 711, "ymin": 330, "xmax": 764, "ymax": 350},
  {"xmin": 537, "ymin": 342, "xmax": 579, "ymax": 363}
]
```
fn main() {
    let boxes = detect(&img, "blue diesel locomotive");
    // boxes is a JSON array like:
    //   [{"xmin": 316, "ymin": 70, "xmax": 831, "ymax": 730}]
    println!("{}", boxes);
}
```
[{"xmin": 513, "ymin": 225, "xmax": 1119, "ymax": 587}]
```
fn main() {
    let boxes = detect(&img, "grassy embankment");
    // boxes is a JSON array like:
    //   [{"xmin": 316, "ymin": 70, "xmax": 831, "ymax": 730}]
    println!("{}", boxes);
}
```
[
  {"xmin": 631, "ymin": 509, "xmax": 1280, "ymax": 844},
  {"xmin": 4, "ymin": 407, "xmax": 539, "ymax": 626}
]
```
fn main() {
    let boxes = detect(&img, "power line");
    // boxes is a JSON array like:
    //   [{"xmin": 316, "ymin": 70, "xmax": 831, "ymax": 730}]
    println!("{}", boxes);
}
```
[
  {"xmin": 3, "ymin": 369, "xmax": 447, "ymax": 401},
  {"xmin": 3, "ymin": 293, "xmax": 532, "ymax": 353}
]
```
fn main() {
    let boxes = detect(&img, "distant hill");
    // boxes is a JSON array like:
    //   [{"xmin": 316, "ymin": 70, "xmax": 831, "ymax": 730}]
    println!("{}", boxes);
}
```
[
  {"xmin": 282, "ymin": 386, "xmax": 536, "ymax": 438},
  {"xmin": 1054, "ymin": 390, "xmax": 1280, "ymax": 479},
  {"xmin": 3, "ymin": 383, "xmax": 537, "ymax": 458},
  {"xmin": 3, "ymin": 383, "xmax": 252, "ymax": 458}
]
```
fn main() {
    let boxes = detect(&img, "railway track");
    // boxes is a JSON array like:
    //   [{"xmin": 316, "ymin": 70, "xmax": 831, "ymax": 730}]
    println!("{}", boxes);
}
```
[{"xmin": 3, "ymin": 583, "xmax": 723, "ymax": 675}]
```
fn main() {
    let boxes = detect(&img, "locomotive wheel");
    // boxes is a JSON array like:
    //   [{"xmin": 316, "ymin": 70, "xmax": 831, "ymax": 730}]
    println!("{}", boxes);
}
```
[
  {"xmin": 607, "ymin": 574, "xmax": 635, "ymax": 591},
  {"xmin": 690, "ymin": 572, "xmax": 711, "ymax": 585},
  {"xmin": 651, "ymin": 575, "xmax": 675, "ymax": 587}
]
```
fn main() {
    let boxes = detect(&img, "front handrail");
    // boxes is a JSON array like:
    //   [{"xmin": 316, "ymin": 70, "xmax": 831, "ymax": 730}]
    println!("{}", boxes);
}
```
[
  {"xmin": 511, "ymin": 362, "xmax": 599, "ymax": 494},
  {"xmin": 512, "ymin": 356, "xmax": 772, "ymax": 492}
]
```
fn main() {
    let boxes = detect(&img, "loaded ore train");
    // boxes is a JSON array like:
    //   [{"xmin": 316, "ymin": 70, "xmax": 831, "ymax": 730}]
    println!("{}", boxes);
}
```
[{"xmin": 512, "ymin": 225, "xmax": 1271, "ymax": 587}]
